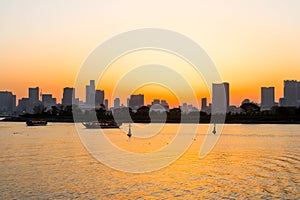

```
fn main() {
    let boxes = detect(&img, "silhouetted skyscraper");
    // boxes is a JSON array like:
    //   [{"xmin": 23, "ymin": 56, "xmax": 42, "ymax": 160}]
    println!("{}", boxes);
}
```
[
  {"xmin": 114, "ymin": 98, "xmax": 120, "ymax": 109},
  {"xmin": 129, "ymin": 94, "xmax": 144, "ymax": 110},
  {"xmin": 212, "ymin": 82, "xmax": 229, "ymax": 113},
  {"xmin": 86, "ymin": 80, "xmax": 95, "ymax": 105},
  {"xmin": 104, "ymin": 99, "xmax": 109, "ymax": 110},
  {"xmin": 95, "ymin": 90, "xmax": 104, "ymax": 107},
  {"xmin": 297, "ymin": 82, "xmax": 300, "ymax": 102},
  {"xmin": 28, "ymin": 87, "xmax": 40, "ymax": 114},
  {"xmin": 62, "ymin": 87, "xmax": 75, "ymax": 106},
  {"xmin": 0, "ymin": 91, "xmax": 16, "ymax": 115},
  {"xmin": 261, "ymin": 87, "xmax": 275, "ymax": 111},
  {"xmin": 127, "ymin": 98, "xmax": 130, "ymax": 107},
  {"xmin": 281, "ymin": 80, "xmax": 299, "ymax": 107},
  {"xmin": 29, "ymin": 87, "xmax": 39, "ymax": 103},
  {"xmin": 201, "ymin": 98, "xmax": 207, "ymax": 111},
  {"xmin": 12, "ymin": 95, "xmax": 16, "ymax": 112}
]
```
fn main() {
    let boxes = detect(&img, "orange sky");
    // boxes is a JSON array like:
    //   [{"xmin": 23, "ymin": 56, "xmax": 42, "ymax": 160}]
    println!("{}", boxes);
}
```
[{"xmin": 0, "ymin": 1, "xmax": 300, "ymax": 107}]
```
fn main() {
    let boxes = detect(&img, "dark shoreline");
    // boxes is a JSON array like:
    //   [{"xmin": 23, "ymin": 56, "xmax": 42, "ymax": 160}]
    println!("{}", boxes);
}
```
[{"xmin": 2, "ymin": 117, "xmax": 300, "ymax": 124}]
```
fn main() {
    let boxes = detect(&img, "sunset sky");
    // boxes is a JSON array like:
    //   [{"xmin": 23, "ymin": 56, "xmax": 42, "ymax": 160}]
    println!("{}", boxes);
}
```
[{"xmin": 0, "ymin": 0, "xmax": 300, "ymax": 107}]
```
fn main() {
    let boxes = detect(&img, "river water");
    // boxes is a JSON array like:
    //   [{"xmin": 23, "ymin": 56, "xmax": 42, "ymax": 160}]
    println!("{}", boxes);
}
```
[{"xmin": 0, "ymin": 122, "xmax": 299, "ymax": 199}]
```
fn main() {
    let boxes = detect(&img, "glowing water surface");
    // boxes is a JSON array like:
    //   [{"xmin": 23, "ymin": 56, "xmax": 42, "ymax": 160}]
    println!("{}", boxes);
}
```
[{"xmin": 0, "ymin": 122, "xmax": 299, "ymax": 199}]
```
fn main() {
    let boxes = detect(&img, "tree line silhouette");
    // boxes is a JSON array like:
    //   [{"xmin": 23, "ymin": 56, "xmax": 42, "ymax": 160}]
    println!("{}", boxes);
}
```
[{"xmin": 6, "ymin": 102, "xmax": 300, "ymax": 124}]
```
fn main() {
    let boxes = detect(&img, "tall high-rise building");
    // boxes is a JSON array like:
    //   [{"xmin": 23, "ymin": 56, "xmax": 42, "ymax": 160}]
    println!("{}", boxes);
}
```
[
  {"xmin": 212, "ymin": 82, "xmax": 229, "ymax": 113},
  {"xmin": 104, "ymin": 99, "xmax": 109, "ymax": 110},
  {"xmin": 95, "ymin": 90, "xmax": 104, "ymax": 107},
  {"xmin": 297, "ymin": 82, "xmax": 300, "ymax": 102},
  {"xmin": 280, "ymin": 80, "xmax": 300, "ymax": 107},
  {"xmin": 261, "ymin": 87, "xmax": 275, "ymax": 111},
  {"xmin": 12, "ymin": 95, "xmax": 16, "ymax": 112},
  {"xmin": 297, "ymin": 81, "xmax": 300, "ymax": 102},
  {"xmin": 127, "ymin": 98, "xmax": 130, "ymax": 107},
  {"xmin": 284, "ymin": 80, "xmax": 297, "ymax": 106},
  {"xmin": 0, "ymin": 91, "xmax": 16, "ymax": 115},
  {"xmin": 29, "ymin": 87, "xmax": 39, "ymax": 103},
  {"xmin": 129, "ymin": 94, "xmax": 144, "ymax": 110},
  {"xmin": 42, "ymin": 94, "xmax": 57, "ymax": 110},
  {"xmin": 201, "ymin": 98, "xmax": 207, "ymax": 111},
  {"xmin": 28, "ymin": 87, "xmax": 40, "ymax": 113},
  {"xmin": 86, "ymin": 80, "xmax": 95, "ymax": 105},
  {"xmin": 114, "ymin": 98, "xmax": 120, "ymax": 109},
  {"xmin": 62, "ymin": 87, "xmax": 75, "ymax": 106}
]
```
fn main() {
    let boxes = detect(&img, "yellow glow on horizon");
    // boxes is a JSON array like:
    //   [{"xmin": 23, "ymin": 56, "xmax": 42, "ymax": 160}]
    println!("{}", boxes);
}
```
[
  {"xmin": 1, "ymin": 1, "xmax": 300, "ymax": 106},
  {"xmin": 134, "ymin": 84, "xmax": 180, "ymax": 107},
  {"xmin": 94, "ymin": 49, "xmax": 210, "ymax": 107}
]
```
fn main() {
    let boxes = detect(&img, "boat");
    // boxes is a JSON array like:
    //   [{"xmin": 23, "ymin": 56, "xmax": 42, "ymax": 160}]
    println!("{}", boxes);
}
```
[
  {"xmin": 212, "ymin": 123, "xmax": 216, "ymax": 134},
  {"xmin": 127, "ymin": 124, "xmax": 132, "ymax": 138},
  {"xmin": 82, "ymin": 121, "xmax": 121, "ymax": 129},
  {"xmin": 26, "ymin": 120, "xmax": 47, "ymax": 126}
]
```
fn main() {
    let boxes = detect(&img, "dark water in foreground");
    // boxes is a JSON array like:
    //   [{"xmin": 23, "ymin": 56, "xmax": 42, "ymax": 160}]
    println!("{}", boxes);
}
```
[{"xmin": 0, "ymin": 122, "xmax": 299, "ymax": 199}]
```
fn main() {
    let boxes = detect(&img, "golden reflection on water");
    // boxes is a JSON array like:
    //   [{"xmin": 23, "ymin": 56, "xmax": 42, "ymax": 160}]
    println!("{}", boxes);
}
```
[{"xmin": 0, "ymin": 122, "xmax": 299, "ymax": 199}]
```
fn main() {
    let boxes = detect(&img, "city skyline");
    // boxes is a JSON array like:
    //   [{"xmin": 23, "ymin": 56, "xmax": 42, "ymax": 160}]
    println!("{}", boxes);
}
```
[
  {"xmin": 1, "ymin": 74, "xmax": 299, "ymax": 108},
  {"xmin": 1, "ymin": 79, "xmax": 300, "ymax": 116}
]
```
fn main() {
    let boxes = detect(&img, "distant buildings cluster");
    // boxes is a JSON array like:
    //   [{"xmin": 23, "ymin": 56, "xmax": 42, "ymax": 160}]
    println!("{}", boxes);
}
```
[
  {"xmin": 260, "ymin": 80, "xmax": 300, "ymax": 111},
  {"xmin": 0, "ymin": 80, "xmax": 168, "ymax": 116},
  {"xmin": 1, "ymin": 79, "xmax": 300, "ymax": 116}
]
